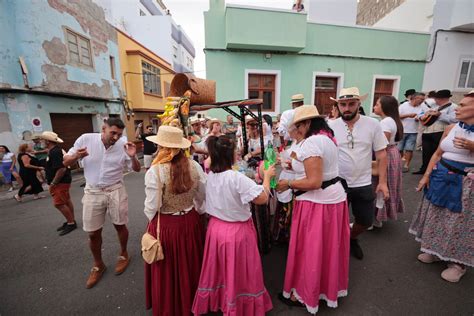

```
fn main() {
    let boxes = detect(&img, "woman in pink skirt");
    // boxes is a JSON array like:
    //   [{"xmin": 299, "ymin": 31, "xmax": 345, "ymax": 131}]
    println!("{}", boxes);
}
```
[
  {"xmin": 276, "ymin": 105, "xmax": 350, "ymax": 314},
  {"xmin": 372, "ymin": 96, "xmax": 405, "ymax": 228},
  {"xmin": 192, "ymin": 135, "xmax": 275, "ymax": 316}
]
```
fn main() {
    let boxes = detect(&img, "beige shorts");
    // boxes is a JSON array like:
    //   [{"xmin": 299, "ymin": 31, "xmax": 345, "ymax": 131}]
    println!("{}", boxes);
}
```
[
  {"xmin": 82, "ymin": 183, "xmax": 128, "ymax": 232},
  {"xmin": 144, "ymin": 155, "xmax": 153, "ymax": 168}
]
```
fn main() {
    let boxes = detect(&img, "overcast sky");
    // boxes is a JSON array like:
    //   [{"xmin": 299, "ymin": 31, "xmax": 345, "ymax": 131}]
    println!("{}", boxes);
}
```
[{"xmin": 165, "ymin": 0, "xmax": 293, "ymax": 78}]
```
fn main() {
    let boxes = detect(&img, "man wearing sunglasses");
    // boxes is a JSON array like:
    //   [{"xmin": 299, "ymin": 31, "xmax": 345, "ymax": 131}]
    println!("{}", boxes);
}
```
[{"xmin": 329, "ymin": 87, "xmax": 389, "ymax": 260}]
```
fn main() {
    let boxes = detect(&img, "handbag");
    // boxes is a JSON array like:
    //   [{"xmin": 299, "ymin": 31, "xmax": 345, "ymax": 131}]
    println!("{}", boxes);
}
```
[
  {"xmin": 420, "ymin": 103, "xmax": 451, "ymax": 127},
  {"xmin": 141, "ymin": 165, "xmax": 165, "ymax": 264}
]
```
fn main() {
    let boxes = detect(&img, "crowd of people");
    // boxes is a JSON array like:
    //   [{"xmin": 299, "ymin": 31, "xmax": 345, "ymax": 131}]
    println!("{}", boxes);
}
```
[{"xmin": 1, "ymin": 86, "xmax": 473, "ymax": 315}]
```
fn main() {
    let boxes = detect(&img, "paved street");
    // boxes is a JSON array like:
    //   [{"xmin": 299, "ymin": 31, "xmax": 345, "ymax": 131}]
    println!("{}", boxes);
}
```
[{"xmin": 0, "ymin": 153, "xmax": 473, "ymax": 315}]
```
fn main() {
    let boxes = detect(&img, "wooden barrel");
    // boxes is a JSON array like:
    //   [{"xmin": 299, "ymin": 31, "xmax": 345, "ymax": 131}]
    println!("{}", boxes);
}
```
[{"xmin": 169, "ymin": 73, "xmax": 216, "ymax": 105}]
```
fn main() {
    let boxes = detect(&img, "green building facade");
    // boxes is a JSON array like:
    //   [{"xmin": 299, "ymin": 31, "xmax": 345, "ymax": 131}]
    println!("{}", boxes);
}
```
[{"xmin": 204, "ymin": 0, "xmax": 430, "ymax": 118}]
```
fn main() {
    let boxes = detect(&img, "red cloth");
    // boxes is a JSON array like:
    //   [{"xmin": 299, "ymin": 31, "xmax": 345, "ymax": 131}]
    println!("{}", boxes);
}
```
[{"xmin": 145, "ymin": 210, "xmax": 205, "ymax": 316}]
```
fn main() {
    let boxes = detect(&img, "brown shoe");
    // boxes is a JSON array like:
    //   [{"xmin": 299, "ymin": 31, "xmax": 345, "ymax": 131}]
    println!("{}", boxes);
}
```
[
  {"xmin": 115, "ymin": 255, "xmax": 130, "ymax": 275},
  {"xmin": 86, "ymin": 265, "xmax": 106, "ymax": 289}
]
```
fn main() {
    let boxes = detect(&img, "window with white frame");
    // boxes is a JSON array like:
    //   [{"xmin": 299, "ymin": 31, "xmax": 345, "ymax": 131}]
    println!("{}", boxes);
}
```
[
  {"xmin": 248, "ymin": 74, "xmax": 276, "ymax": 111},
  {"xmin": 142, "ymin": 61, "xmax": 162, "ymax": 95},
  {"xmin": 66, "ymin": 29, "xmax": 93, "ymax": 67},
  {"xmin": 457, "ymin": 59, "xmax": 474, "ymax": 89}
]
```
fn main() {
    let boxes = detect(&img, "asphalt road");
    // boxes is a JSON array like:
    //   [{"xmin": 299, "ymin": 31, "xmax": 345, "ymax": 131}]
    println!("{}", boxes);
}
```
[{"xmin": 0, "ymin": 153, "xmax": 473, "ymax": 315}]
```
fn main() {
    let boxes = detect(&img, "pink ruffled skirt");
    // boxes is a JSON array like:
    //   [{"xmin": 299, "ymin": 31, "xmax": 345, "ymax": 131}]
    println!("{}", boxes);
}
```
[
  {"xmin": 283, "ymin": 200, "xmax": 350, "ymax": 314},
  {"xmin": 192, "ymin": 216, "xmax": 273, "ymax": 316}
]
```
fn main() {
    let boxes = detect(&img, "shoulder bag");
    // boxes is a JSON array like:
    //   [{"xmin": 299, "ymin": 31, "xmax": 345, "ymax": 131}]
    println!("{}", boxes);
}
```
[{"xmin": 141, "ymin": 165, "xmax": 165, "ymax": 264}]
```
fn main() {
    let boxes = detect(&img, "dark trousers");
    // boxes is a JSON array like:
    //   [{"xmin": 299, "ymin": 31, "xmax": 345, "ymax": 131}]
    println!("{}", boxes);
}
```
[{"xmin": 420, "ymin": 132, "xmax": 443, "ymax": 172}]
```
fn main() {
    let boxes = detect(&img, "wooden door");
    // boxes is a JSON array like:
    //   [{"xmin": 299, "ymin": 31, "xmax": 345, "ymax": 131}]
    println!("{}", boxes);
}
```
[
  {"xmin": 373, "ymin": 79, "xmax": 394, "ymax": 109},
  {"xmin": 314, "ymin": 77, "xmax": 338, "ymax": 115},
  {"xmin": 50, "ymin": 113, "xmax": 93, "ymax": 151}
]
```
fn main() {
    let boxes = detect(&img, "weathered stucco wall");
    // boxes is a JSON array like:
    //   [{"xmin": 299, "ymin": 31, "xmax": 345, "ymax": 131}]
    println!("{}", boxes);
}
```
[
  {"xmin": 0, "ymin": 0, "xmax": 124, "ymax": 151},
  {"xmin": 0, "ymin": 94, "xmax": 122, "ymax": 152},
  {"xmin": 0, "ymin": 0, "xmax": 121, "ymax": 99}
]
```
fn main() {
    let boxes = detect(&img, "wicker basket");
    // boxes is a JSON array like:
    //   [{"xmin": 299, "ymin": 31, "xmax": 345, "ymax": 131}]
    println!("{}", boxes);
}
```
[{"xmin": 169, "ymin": 73, "xmax": 216, "ymax": 105}]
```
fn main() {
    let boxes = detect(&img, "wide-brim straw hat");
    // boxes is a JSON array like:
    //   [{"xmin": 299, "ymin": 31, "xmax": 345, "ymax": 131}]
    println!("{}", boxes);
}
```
[
  {"xmin": 464, "ymin": 89, "xmax": 474, "ymax": 97},
  {"xmin": 330, "ymin": 87, "xmax": 368, "ymax": 102},
  {"xmin": 41, "ymin": 131, "xmax": 64, "ymax": 143},
  {"xmin": 146, "ymin": 125, "xmax": 191, "ymax": 149},
  {"xmin": 291, "ymin": 105, "xmax": 325, "ymax": 126},
  {"xmin": 291, "ymin": 93, "xmax": 304, "ymax": 103},
  {"xmin": 206, "ymin": 118, "xmax": 221, "ymax": 128},
  {"xmin": 189, "ymin": 116, "xmax": 200, "ymax": 125}
]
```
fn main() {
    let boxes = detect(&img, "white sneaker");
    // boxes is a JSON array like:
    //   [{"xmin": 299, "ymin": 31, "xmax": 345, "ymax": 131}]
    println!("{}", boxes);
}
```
[
  {"xmin": 417, "ymin": 253, "xmax": 440, "ymax": 264},
  {"xmin": 367, "ymin": 225, "xmax": 374, "ymax": 231},
  {"xmin": 349, "ymin": 222, "xmax": 354, "ymax": 229},
  {"xmin": 373, "ymin": 220, "xmax": 383, "ymax": 228},
  {"xmin": 8, "ymin": 187, "xmax": 13, "ymax": 192},
  {"xmin": 441, "ymin": 264, "xmax": 466, "ymax": 283}
]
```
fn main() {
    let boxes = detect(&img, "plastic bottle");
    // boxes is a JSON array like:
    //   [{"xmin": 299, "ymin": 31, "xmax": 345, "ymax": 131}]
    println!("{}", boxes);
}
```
[
  {"xmin": 375, "ymin": 191, "xmax": 385, "ymax": 209},
  {"xmin": 264, "ymin": 141, "xmax": 277, "ymax": 189}
]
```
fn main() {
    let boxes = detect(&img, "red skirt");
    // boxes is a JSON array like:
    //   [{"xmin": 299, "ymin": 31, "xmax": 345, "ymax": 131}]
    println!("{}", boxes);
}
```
[{"xmin": 145, "ymin": 210, "xmax": 205, "ymax": 316}]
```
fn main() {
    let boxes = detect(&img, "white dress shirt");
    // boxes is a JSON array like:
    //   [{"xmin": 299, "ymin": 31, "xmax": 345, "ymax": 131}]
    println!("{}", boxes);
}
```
[{"xmin": 66, "ymin": 133, "xmax": 132, "ymax": 187}]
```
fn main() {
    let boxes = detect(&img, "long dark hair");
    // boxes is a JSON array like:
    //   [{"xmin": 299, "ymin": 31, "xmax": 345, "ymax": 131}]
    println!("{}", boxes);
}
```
[
  {"xmin": 207, "ymin": 135, "xmax": 235, "ymax": 173},
  {"xmin": 0, "ymin": 145, "xmax": 10, "ymax": 153},
  {"xmin": 379, "ymin": 96, "xmax": 404, "ymax": 142},
  {"xmin": 304, "ymin": 117, "xmax": 335, "ymax": 139},
  {"xmin": 263, "ymin": 114, "xmax": 273, "ymax": 129},
  {"xmin": 170, "ymin": 150, "xmax": 194, "ymax": 194}
]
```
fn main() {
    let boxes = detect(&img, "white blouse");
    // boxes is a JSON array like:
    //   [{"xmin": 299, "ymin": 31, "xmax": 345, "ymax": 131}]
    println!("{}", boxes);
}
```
[
  {"xmin": 143, "ymin": 159, "xmax": 207, "ymax": 221},
  {"xmin": 292, "ymin": 135, "xmax": 346, "ymax": 204},
  {"xmin": 205, "ymin": 170, "xmax": 264, "ymax": 222},
  {"xmin": 440, "ymin": 124, "xmax": 474, "ymax": 164}
]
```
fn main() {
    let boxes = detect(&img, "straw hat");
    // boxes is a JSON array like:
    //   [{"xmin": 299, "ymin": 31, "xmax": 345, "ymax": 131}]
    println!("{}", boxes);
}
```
[
  {"xmin": 189, "ymin": 116, "xmax": 200, "ymax": 125},
  {"xmin": 291, "ymin": 105, "xmax": 324, "ymax": 126},
  {"xmin": 330, "ymin": 87, "xmax": 368, "ymax": 102},
  {"xmin": 291, "ymin": 93, "xmax": 304, "ymax": 103},
  {"xmin": 464, "ymin": 89, "xmax": 474, "ymax": 97},
  {"xmin": 146, "ymin": 125, "xmax": 191, "ymax": 149},
  {"xmin": 41, "ymin": 131, "xmax": 64, "ymax": 143},
  {"xmin": 245, "ymin": 115, "xmax": 256, "ymax": 123},
  {"xmin": 206, "ymin": 118, "xmax": 221, "ymax": 128}
]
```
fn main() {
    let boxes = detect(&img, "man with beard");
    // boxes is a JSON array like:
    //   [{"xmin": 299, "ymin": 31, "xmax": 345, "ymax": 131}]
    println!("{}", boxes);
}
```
[
  {"xmin": 64, "ymin": 118, "xmax": 141, "ymax": 288},
  {"xmin": 329, "ymin": 87, "xmax": 389, "ymax": 260}
]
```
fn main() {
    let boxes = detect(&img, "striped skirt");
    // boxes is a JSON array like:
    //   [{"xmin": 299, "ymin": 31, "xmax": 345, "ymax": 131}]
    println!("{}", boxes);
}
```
[{"xmin": 375, "ymin": 145, "xmax": 405, "ymax": 221}]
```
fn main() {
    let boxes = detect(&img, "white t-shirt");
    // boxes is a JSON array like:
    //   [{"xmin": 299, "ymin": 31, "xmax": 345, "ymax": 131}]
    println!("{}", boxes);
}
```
[
  {"xmin": 205, "ymin": 170, "xmax": 264, "ymax": 222},
  {"xmin": 329, "ymin": 116, "xmax": 388, "ymax": 188},
  {"xmin": 66, "ymin": 133, "xmax": 132, "ymax": 187},
  {"xmin": 380, "ymin": 117, "xmax": 398, "ymax": 145},
  {"xmin": 2, "ymin": 152, "xmax": 14, "ymax": 163},
  {"xmin": 399, "ymin": 102, "xmax": 422, "ymax": 133},
  {"xmin": 277, "ymin": 109, "xmax": 295, "ymax": 141},
  {"xmin": 291, "ymin": 135, "xmax": 346, "ymax": 204}
]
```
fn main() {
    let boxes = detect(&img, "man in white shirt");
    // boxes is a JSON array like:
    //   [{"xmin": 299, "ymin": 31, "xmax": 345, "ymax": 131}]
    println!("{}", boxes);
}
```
[
  {"xmin": 399, "ymin": 89, "xmax": 416, "ymax": 105},
  {"xmin": 398, "ymin": 92, "xmax": 425, "ymax": 172},
  {"xmin": 413, "ymin": 89, "xmax": 458, "ymax": 174},
  {"xmin": 277, "ymin": 93, "xmax": 304, "ymax": 144},
  {"xmin": 329, "ymin": 87, "xmax": 389, "ymax": 260},
  {"xmin": 64, "ymin": 117, "xmax": 141, "ymax": 289}
]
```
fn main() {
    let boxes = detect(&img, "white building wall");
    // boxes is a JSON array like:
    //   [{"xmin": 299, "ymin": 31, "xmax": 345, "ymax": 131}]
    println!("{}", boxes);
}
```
[
  {"xmin": 308, "ymin": 0, "xmax": 357, "ymax": 25},
  {"xmin": 423, "ymin": 32, "xmax": 474, "ymax": 96},
  {"xmin": 372, "ymin": 0, "xmax": 434, "ymax": 32},
  {"xmin": 93, "ymin": 0, "xmax": 195, "ymax": 71}
]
